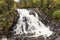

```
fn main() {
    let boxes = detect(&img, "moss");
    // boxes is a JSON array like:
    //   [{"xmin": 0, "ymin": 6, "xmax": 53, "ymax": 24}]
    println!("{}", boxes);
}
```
[
  {"xmin": 0, "ymin": 10, "xmax": 17, "ymax": 33},
  {"xmin": 0, "ymin": 0, "xmax": 18, "ymax": 34},
  {"xmin": 52, "ymin": 10, "xmax": 60, "ymax": 20}
]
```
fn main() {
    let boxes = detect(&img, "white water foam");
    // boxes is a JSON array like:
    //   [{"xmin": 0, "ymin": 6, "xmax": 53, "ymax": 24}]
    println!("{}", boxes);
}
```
[
  {"xmin": 14, "ymin": 0, "xmax": 20, "ymax": 2},
  {"xmin": 1, "ymin": 37, "xmax": 7, "ymax": 40},
  {"xmin": 14, "ymin": 9, "xmax": 53, "ymax": 38}
]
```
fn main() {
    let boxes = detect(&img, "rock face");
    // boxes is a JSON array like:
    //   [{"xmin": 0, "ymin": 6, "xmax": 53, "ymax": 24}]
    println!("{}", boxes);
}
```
[{"xmin": 33, "ymin": 8, "xmax": 51, "ymax": 26}]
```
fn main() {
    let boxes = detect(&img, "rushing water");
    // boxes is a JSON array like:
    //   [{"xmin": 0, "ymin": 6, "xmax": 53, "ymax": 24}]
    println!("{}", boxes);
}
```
[
  {"xmin": 1, "ymin": 9, "xmax": 53, "ymax": 40},
  {"xmin": 14, "ymin": 9, "xmax": 53, "ymax": 38}
]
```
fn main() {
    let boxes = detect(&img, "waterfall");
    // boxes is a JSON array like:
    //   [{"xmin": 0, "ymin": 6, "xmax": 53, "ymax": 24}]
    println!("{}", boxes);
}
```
[
  {"xmin": 14, "ymin": 9, "xmax": 53, "ymax": 38},
  {"xmin": 1, "ymin": 9, "xmax": 53, "ymax": 40}
]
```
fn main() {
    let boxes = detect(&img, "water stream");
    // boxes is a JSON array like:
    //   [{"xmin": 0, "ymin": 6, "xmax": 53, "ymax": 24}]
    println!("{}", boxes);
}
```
[{"xmin": 14, "ymin": 9, "xmax": 53, "ymax": 37}]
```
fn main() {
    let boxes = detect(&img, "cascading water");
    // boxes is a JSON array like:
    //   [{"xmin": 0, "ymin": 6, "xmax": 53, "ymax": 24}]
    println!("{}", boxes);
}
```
[
  {"xmin": 14, "ymin": 9, "xmax": 53, "ymax": 38},
  {"xmin": 1, "ymin": 9, "xmax": 53, "ymax": 40}
]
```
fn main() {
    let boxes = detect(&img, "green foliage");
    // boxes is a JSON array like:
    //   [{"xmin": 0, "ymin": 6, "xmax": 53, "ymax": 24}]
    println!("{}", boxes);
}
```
[
  {"xmin": 0, "ymin": 0, "xmax": 17, "ymax": 34},
  {"xmin": 52, "ymin": 10, "xmax": 60, "ymax": 20},
  {"xmin": 39, "ymin": 0, "xmax": 60, "ymax": 19},
  {"xmin": 54, "ymin": 0, "xmax": 60, "ymax": 9},
  {"xmin": 15, "ymin": 0, "xmax": 41, "ymax": 8},
  {"xmin": 0, "ymin": 11, "xmax": 16, "ymax": 31},
  {"xmin": 0, "ymin": 3, "xmax": 8, "ymax": 14},
  {"xmin": 0, "ymin": 0, "xmax": 14, "ymax": 10},
  {"xmin": 5, "ymin": 0, "xmax": 14, "ymax": 10},
  {"xmin": 0, "ymin": 10, "xmax": 17, "ymax": 33},
  {"xmin": 42, "ymin": 0, "xmax": 54, "ymax": 14}
]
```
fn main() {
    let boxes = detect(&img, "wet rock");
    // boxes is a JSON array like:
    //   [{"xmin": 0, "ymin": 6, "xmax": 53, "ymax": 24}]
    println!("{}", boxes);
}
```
[
  {"xmin": 55, "ymin": 36, "xmax": 60, "ymax": 40},
  {"xmin": 34, "ymin": 8, "xmax": 51, "ymax": 26}
]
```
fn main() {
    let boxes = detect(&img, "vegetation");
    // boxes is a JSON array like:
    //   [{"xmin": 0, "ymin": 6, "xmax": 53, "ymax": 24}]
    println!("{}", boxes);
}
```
[
  {"xmin": 0, "ymin": 0, "xmax": 17, "ymax": 34},
  {"xmin": 15, "ymin": 0, "xmax": 41, "ymax": 8},
  {"xmin": 52, "ymin": 10, "xmax": 60, "ymax": 20}
]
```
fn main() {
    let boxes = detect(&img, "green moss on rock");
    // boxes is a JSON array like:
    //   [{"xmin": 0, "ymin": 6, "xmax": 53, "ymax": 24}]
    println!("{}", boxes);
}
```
[{"xmin": 52, "ymin": 10, "xmax": 60, "ymax": 20}]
